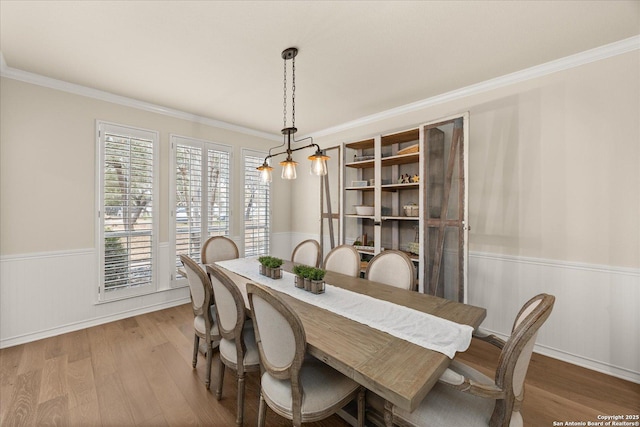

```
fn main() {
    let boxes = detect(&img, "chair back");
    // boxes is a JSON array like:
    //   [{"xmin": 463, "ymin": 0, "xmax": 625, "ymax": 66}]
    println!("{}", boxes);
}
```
[
  {"xmin": 324, "ymin": 244, "xmax": 361, "ymax": 277},
  {"xmin": 201, "ymin": 236, "xmax": 239, "ymax": 265},
  {"xmin": 365, "ymin": 250, "xmax": 416, "ymax": 290},
  {"xmin": 180, "ymin": 255, "xmax": 214, "ymax": 329},
  {"xmin": 493, "ymin": 293, "xmax": 555, "ymax": 425},
  {"xmin": 291, "ymin": 239, "xmax": 321, "ymax": 268},
  {"xmin": 247, "ymin": 283, "xmax": 305, "ymax": 381},
  {"xmin": 206, "ymin": 265, "xmax": 246, "ymax": 343}
]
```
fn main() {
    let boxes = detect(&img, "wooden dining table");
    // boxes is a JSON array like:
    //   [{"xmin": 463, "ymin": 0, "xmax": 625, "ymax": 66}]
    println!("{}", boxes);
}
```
[{"xmin": 212, "ymin": 258, "xmax": 486, "ymax": 417}]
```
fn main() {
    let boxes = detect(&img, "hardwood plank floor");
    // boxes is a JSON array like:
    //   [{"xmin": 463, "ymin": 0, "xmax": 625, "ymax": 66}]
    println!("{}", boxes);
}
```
[{"xmin": 1, "ymin": 304, "xmax": 638, "ymax": 426}]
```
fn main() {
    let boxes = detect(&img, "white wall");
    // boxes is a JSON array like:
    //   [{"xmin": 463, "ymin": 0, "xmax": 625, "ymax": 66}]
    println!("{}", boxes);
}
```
[{"xmin": 293, "ymin": 47, "xmax": 640, "ymax": 382}]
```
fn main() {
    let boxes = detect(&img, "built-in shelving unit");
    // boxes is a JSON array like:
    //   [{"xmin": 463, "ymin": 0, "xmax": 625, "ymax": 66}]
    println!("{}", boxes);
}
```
[{"xmin": 340, "ymin": 115, "xmax": 469, "ymax": 301}]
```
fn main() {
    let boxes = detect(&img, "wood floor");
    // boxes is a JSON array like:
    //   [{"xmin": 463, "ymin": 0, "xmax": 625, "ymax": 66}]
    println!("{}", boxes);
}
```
[{"xmin": 1, "ymin": 304, "xmax": 638, "ymax": 426}]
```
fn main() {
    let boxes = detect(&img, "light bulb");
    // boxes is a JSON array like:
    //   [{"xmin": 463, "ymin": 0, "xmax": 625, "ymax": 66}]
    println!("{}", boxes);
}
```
[
  {"xmin": 310, "ymin": 157, "xmax": 327, "ymax": 176},
  {"xmin": 308, "ymin": 151, "xmax": 329, "ymax": 176},
  {"xmin": 256, "ymin": 161, "xmax": 273, "ymax": 183},
  {"xmin": 280, "ymin": 159, "xmax": 297, "ymax": 180},
  {"xmin": 260, "ymin": 167, "xmax": 272, "ymax": 183}
]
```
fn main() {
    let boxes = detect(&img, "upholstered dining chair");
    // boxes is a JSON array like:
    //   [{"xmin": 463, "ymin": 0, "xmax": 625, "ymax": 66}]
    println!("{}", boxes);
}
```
[
  {"xmin": 206, "ymin": 265, "xmax": 260, "ymax": 427},
  {"xmin": 201, "ymin": 235, "xmax": 239, "ymax": 265},
  {"xmin": 246, "ymin": 283, "xmax": 365, "ymax": 427},
  {"xmin": 365, "ymin": 250, "xmax": 416, "ymax": 291},
  {"xmin": 180, "ymin": 254, "xmax": 221, "ymax": 390},
  {"xmin": 291, "ymin": 239, "xmax": 321, "ymax": 268},
  {"xmin": 323, "ymin": 244, "xmax": 361, "ymax": 277},
  {"xmin": 380, "ymin": 293, "xmax": 555, "ymax": 427}
]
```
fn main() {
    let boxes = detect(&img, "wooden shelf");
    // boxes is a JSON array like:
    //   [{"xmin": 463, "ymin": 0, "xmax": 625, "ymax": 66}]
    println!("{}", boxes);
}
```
[
  {"xmin": 381, "ymin": 152, "xmax": 419, "ymax": 167},
  {"xmin": 381, "ymin": 183, "xmax": 419, "ymax": 191},
  {"xmin": 382, "ymin": 216, "xmax": 419, "ymax": 221},
  {"xmin": 345, "ymin": 159, "xmax": 374, "ymax": 169},
  {"xmin": 344, "ymin": 214, "xmax": 374, "ymax": 219},
  {"xmin": 381, "ymin": 129, "xmax": 419, "ymax": 146},
  {"xmin": 345, "ymin": 138, "xmax": 375, "ymax": 150},
  {"xmin": 345, "ymin": 186, "xmax": 375, "ymax": 191}
]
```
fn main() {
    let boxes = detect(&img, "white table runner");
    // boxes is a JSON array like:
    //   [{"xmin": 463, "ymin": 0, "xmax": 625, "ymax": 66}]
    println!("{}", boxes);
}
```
[{"xmin": 215, "ymin": 257, "xmax": 473, "ymax": 358}]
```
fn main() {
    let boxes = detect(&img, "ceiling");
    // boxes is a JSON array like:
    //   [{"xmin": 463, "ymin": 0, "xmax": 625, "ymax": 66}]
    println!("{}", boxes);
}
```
[{"xmin": 1, "ymin": 1, "xmax": 638, "ymax": 138}]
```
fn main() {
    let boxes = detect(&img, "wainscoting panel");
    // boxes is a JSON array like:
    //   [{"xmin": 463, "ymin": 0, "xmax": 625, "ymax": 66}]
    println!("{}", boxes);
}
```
[
  {"xmin": 469, "ymin": 252, "xmax": 639, "ymax": 383},
  {"xmin": 0, "ymin": 245, "xmax": 190, "ymax": 348},
  {"xmin": 2, "ymin": 241, "xmax": 638, "ymax": 383}
]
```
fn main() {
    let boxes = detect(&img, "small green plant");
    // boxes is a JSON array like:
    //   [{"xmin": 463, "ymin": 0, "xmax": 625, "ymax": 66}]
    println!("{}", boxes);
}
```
[
  {"xmin": 309, "ymin": 268, "xmax": 326, "ymax": 281},
  {"xmin": 258, "ymin": 256, "xmax": 270, "ymax": 266},
  {"xmin": 292, "ymin": 264, "xmax": 306, "ymax": 276},
  {"xmin": 267, "ymin": 257, "xmax": 283, "ymax": 268},
  {"xmin": 353, "ymin": 240, "xmax": 362, "ymax": 246},
  {"xmin": 293, "ymin": 264, "xmax": 313, "ymax": 278}
]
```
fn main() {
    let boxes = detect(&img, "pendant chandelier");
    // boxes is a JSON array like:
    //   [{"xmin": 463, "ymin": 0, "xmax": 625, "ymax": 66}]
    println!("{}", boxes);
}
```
[{"xmin": 257, "ymin": 47, "xmax": 329, "ymax": 183}]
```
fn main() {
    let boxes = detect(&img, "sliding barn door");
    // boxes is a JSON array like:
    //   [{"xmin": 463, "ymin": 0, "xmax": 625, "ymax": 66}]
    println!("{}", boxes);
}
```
[{"xmin": 422, "ymin": 114, "xmax": 468, "ymax": 302}]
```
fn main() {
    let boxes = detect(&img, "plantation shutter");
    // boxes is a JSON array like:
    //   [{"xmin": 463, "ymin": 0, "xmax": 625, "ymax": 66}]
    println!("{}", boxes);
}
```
[
  {"xmin": 175, "ymin": 144, "xmax": 203, "ymax": 264},
  {"xmin": 243, "ymin": 150, "xmax": 270, "ymax": 257},
  {"xmin": 172, "ymin": 136, "xmax": 232, "ymax": 280},
  {"xmin": 99, "ymin": 122, "xmax": 158, "ymax": 299}
]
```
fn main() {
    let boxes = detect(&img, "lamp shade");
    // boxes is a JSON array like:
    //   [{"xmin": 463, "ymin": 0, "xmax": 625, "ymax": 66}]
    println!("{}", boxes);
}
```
[
  {"xmin": 280, "ymin": 158, "xmax": 298, "ymax": 180},
  {"xmin": 257, "ymin": 162, "xmax": 273, "ymax": 183},
  {"xmin": 308, "ymin": 151, "xmax": 329, "ymax": 176}
]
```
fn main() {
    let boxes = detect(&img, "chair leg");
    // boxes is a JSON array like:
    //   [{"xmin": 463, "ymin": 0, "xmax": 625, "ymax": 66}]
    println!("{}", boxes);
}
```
[
  {"xmin": 384, "ymin": 400, "xmax": 394, "ymax": 427},
  {"xmin": 357, "ymin": 387, "xmax": 365, "ymax": 427},
  {"xmin": 216, "ymin": 359, "xmax": 225, "ymax": 400},
  {"xmin": 205, "ymin": 342, "xmax": 213, "ymax": 390},
  {"xmin": 236, "ymin": 372, "xmax": 245, "ymax": 427},
  {"xmin": 257, "ymin": 392, "xmax": 267, "ymax": 427},
  {"xmin": 192, "ymin": 334, "xmax": 200, "ymax": 368}
]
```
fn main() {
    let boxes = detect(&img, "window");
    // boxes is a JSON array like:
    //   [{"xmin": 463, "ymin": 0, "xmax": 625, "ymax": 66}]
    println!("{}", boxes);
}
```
[
  {"xmin": 170, "ymin": 136, "xmax": 231, "ymax": 281},
  {"xmin": 243, "ymin": 150, "xmax": 270, "ymax": 256},
  {"xmin": 97, "ymin": 122, "xmax": 158, "ymax": 301}
]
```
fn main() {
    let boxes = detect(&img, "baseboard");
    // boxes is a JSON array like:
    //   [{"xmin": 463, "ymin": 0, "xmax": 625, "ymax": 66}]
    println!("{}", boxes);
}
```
[{"xmin": 481, "ymin": 328, "xmax": 640, "ymax": 384}]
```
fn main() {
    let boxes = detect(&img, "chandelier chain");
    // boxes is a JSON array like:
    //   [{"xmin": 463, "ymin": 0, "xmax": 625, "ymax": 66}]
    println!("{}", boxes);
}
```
[
  {"xmin": 292, "ymin": 55, "xmax": 296, "ymax": 128},
  {"xmin": 283, "ymin": 56, "xmax": 287, "ymax": 129}
]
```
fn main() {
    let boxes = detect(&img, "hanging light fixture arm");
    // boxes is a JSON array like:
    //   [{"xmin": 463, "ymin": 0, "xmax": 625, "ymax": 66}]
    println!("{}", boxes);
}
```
[
  {"xmin": 256, "ymin": 46, "xmax": 329, "ymax": 182},
  {"xmin": 261, "ymin": 136, "xmax": 323, "ymax": 165}
]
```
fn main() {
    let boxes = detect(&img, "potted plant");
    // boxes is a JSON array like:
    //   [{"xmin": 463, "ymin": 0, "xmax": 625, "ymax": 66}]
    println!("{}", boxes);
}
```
[
  {"xmin": 258, "ymin": 256, "xmax": 271, "ymax": 276},
  {"xmin": 293, "ymin": 264, "xmax": 310, "ymax": 288},
  {"xmin": 309, "ymin": 267, "xmax": 326, "ymax": 294},
  {"xmin": 268, "ymin": 257, "xmax": 283, "ymax": 279}
]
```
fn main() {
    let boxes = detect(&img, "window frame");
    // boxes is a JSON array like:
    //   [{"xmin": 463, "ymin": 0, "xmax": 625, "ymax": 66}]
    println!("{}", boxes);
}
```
[
  {"xmin": 169, "ymin": 134, "xmax": 233, "ymax": 286},
  {"xmin": 96, "ymin": 121, "xmax": 159, "ymax": 302}
]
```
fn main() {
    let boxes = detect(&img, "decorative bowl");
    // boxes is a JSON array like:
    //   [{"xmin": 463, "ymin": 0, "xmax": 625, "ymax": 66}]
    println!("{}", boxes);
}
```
[{"xmin": 354, "ymin": 205, "xmax": 374, "ymax": 216}]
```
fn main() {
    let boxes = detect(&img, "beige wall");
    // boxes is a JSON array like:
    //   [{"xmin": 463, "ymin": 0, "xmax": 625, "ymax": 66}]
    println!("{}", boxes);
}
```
[
  {"xmin": 0, "ymin": 77, "xmax": 291, "ymax": 255},
  {"xmin": 1, "ymin": 49, "xmax": 638, "ymax": 380},
  {"xmin": 299, "ymin": 51, "xmax": 639, "ymax": 269}
]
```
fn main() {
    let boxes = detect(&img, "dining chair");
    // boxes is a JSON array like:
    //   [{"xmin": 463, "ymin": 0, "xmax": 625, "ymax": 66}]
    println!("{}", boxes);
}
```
[
  {"xmin": 247, "ymin": 283, "xmax": 365, "ymax": 427},
  {"xmin": 291, "ymin": 239, "xmax": 321, "ymax": 268},
  {"xmin": 206, "ymin": 265, "xmax": 260, "ymax": 427},
  {"xmin": 381, "ymin": 293, "xmax": 555, "ymax": 427},
  {"xmin": 323, "ymin": 244, "xmax": 361, "ymax": 277},
  {"xmin": 364, "ymin": 250, "xmax": 416, "ymax": 291},
  {"xmin": 180, "ymin": 254, "xmax": 221, "ymax": 390},
  {"xmin": 201, "ymin": 235, "xmax": 239, "ymax": 265}
]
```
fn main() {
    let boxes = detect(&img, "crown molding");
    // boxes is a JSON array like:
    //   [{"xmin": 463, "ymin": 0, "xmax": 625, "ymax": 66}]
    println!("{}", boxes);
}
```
[
  {"xmin": 306, "ymin": 35, "xmax": 640, "ymax": 139},
  {"xmin": 0, "ymin": 52, "xmax": 280, "ymax": 142},
  {"xmin": 3, "ymin": 35, "xmax": 638, "ymax": 142}
]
